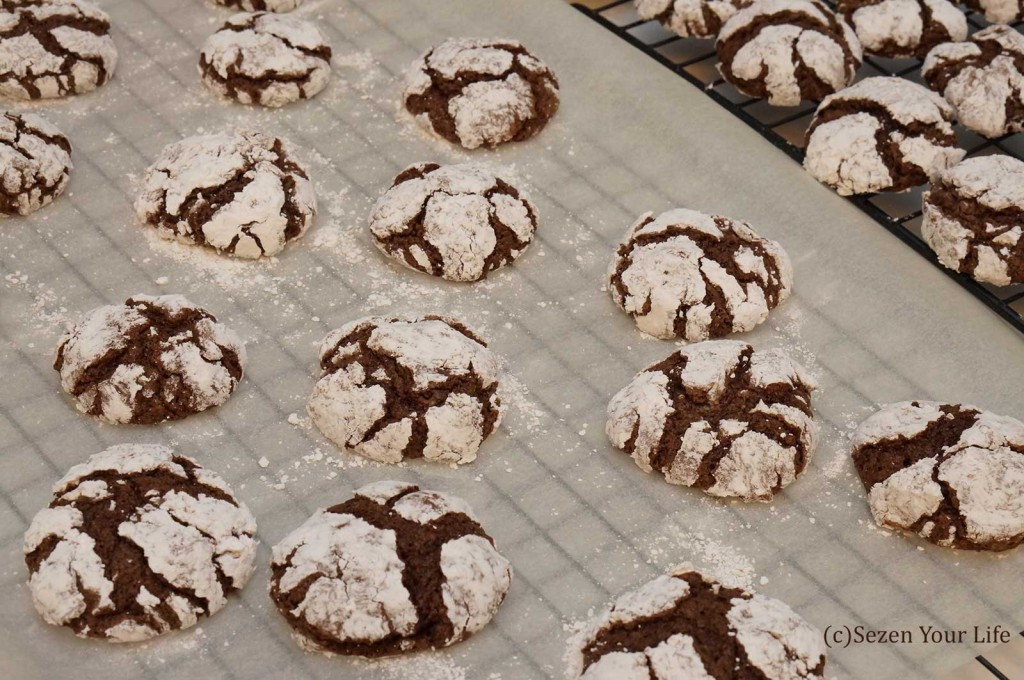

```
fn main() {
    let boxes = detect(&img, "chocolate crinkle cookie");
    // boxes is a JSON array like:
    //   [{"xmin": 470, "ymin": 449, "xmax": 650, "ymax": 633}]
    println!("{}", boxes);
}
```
[
  {"xmin": 837, "ymin": 0, "xmax": 965, "ymax": 59},
  {"xmin": 211, "ymin": 0, "xmax": 304, "ymax": 11},
  {"xmin": 24, "ymin": 444, "xmax": 258, "ymax": 642},
  {"xmin": 54, "ymin": 295, "xmax": 246, "ymax": 424},
  {"xmin": 269, "ymin": 481, "xmax": 512, "ymax": 657},
  {"xmin": 922, "ymin": 155, "xmax": 1024, "ymax": 286},
  {"xmin": 804, "ymin": 77, "xmax": 964, "ymax": 196},
  {"xmin": 0, "ymin": 0, "xmax": 117, "ymax": 100},
  {"xmin": 923, "ymin": 25, "xmax": 1024, "ymax": 139},
  {"xmin": 607, "ymin": 340, "xmax": 818, "ymax": 501},
  {"xmin": 964, "ymin": 0, "xmax": 1024, "ymax": 24},
  {"xmin": 308, "ymin": 315, "xmax": 503, "ymax": 465},
  {"xmin": 853, "ymin": 401, "xmax": 1024, "ymax": 551},
  {"xmin": 369, "ymin": 162, "xmax": 537, "ymax": 282},
  {"xmin": 0, "ymin": 111, "xmax": 72, "ymax": 216},
  {"xmin": 716, "ymin": 0, "xmax": 862, "ymax": 107},
  {"xmin": 608, "ymin": 208, "xmax": 792, "ymax": 342},
  {"xmin": 199, "ymin": 11, "xmax": 332, "ymax": 107},
  {"xmin": 635, "ymin": 0, "xmax": 753, "ymax": 39},
  {"xmin": 403, "ymin": 37, "xmax": 560, "ymax": 149},
  {"xmin": 566, "ymin": 567, "xmax": 826, "ymax": 679},
  {"xmin": 135, "ymin": 130, "xmax": 316, "ymax": 259}
]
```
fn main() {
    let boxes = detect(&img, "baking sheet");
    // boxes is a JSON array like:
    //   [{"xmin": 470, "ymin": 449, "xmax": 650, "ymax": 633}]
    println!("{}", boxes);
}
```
[{"xmin": 1, "ymin": 1, "xmax": 1023, "ymax": 679}]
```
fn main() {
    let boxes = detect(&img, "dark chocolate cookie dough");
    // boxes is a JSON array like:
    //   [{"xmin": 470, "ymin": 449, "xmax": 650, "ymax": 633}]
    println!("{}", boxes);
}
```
[
  {"xmin": 212, "ymin": 0, "xmax": 303, "ymax": 11},
  {"xmin": 0, "ymin": 111, "xmax": 72, "ymax": 215}
]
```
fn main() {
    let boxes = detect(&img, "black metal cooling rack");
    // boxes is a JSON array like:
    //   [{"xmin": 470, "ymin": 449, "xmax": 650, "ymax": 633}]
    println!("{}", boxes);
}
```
[{"xmin": 573, "ymin": 0, "xmax": 1024, "ymax": 336}]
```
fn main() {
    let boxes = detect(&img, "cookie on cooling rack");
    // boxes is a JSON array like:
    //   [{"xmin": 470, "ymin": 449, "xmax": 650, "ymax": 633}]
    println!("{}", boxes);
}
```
[
  {"xmin": 0, "ymin": 0, "xmax": 118, "ymax": 100},
  {"xmin": 567, "ymin": 566, "xmax": 826, "ymax": 679},
  {"xmin": 403, "ymin": 37, "xmax": 560, "ymax": 149},
  {"xmin": 369, "ymin": 162, "xmax": 537, "ymax": 282},
  {"xmin": 922, "ymin": 155, "xmax": 1024, "ymax": 286},
  {"xmin": 804, "ymin": 77, "xmax": 964, "ymax": 196},
  {"xmin": 608, "ymin": 208, "xmax": 792, "ymax": 341},
  {"xmin": 199, "ymin": 11, "xmax": 332, "ymax": 107},
  {"xmin": 269, "ymin": 481, "xmax": 512, "ymax": 656},
  {"xmin": 308, "ymin": 315, "xmax": 503, "ymax": 465},
  {"xmin": 607, "ymin": 340, "xmax": 819, "ymax": 501},
  {"xmin": 135, "ymin": 130, "xmax": 316, "ymax": 259},
  {"xmin": 24, "ymin": 444, "xmax": 258, "ymax": 642},
  {"xmin": 0, "ymin": 112, "xmax": 72, "ymax": 216},
  {"xmin": 716, "ymin": 0, "xmax": 862, "ymax": 107},
  {"xmin": 211, "ymin": 0, "xmax": 303, "ymax": 10},
  {"xmin": 836, "ymin": 0, "xmax": 966, "ymax": 59},
  {"xmin": 923, "ymin": 25, "xmax": 1024, "ymax": 139},
  {"xmin": 635, "ymin": 0, "xmax": 753, "ymax": 39},
  {"xmin": 853, "ymin": 401, "xmax": 1024, "ymax": 551},
  {"xmin": 964, "ymin": 0, "xmax": 1024, "ymax": 24},
  {"xmin": 55, "ymin": 295, "xmax": 246, "ymax": 424}
]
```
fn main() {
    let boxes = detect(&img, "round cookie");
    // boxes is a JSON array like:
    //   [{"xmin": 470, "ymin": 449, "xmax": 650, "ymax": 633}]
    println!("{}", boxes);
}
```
[
  {"xmin": 308, "ymin": 315, "xmax": 503, "ymax": 465},
  {"xmin": 836, "ymin": 0, "xmax": 966, "ymax": 59},
  {"xmin": 608, "ymin": 208, "xmax": 793, "ymax": 342},
  {"xmin": 403, "ymin": 37, "xmax": 560, "ymax": 149},
  {"xmin": 135, "ymin": 130, "xmax": 316, "ymax": 259},
  {"xmin": 369, "ymin": 162, "xmax": 537, "ymax": 282},
  {"xmin": 852, "ymin": 401, "xmax": 1024, "ymax": 551},
  {"xmin": 198, "ymin": 11, "xmax": 332, "ymax": 107},
  {"xmin": 0, "ymin": 0, "xmax": 118, "ymax": 100},
  {"xmin": 567, "ymin": 567, "xmax": 826, "ymax": 679},
  {"xmin": 24, "ymin": 444, "xmax": 258, "ymax": 642},
  {"xmin": 716, "ymin": 0, "xmax": 862, "ymax": 107},
  {"xmin": 803, "ymin": 77, "xmax": 964, "ymax": 196},
  {"xmin": 922, "ymin": 156, "xmax": 1024, "ymax": 286},
  {"xmin": 212, "ymin": 0, "xmax": 303, "ymax": 11},
  {"xmin": 269, "ymin": 480, "xmax": 512, "ymax": 656},
  {"xmin": 964, "ymin": 0, "xmax": 1023, "ymax": 24},
  {"xmin": 0, "ymin": 111, "xmax": 72, "ymax": 216},
  {"xmin": 606, "ymin": 340, "xmax": 818, "ymax": 501},
  {"xmin": 54, "ymin": 294, "xmax": 246, "ymax": 424},
  {"xmin": 635, "ymin": 0, "xmax": 753, "ymax": 39},
  {"xmin": 923, "ymin": 25, "xmax": 1024, "ymax": 139}
]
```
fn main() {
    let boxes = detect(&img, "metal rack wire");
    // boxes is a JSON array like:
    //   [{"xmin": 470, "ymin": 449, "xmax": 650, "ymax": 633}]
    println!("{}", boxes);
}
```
[{"xmin": 573, "ymin": 0, "xmax": 1024, "ymax": 336}]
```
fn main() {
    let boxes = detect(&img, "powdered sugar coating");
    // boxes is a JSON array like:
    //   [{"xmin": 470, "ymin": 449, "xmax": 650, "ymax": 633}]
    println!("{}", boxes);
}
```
[
  {"xmin": 922, "ymin": 155, "xmax": 1024, "ymax": 286},
  {"xmin": 923, "ymin": 25, "xmax": 1024, "ymax": 138},
  {"xmin": 804, "ymin": 77, "xmax": 964, "ymax": 196},
  {"xmin": 607, "ymin": 340, "xmax": 818, "ymax": 501},
  {"xmin": 853, "ymin": 401, "xmax": 1024, "ymax": 551},
  {"xmin": 0, "ymin": 0, "xmax": 118, "ymax": 100},
  {"xmin": 135, "ymin": 131, "xmax": 316, "ymax": 259},
  {"xmin": 54, "ymin": 295, "xmax": 246, "ymax": 424},
  {"xmin": 608, "ymin": 208, "xmax": 793, "ymax": 341},
  {"xmin": 717, "ymin": 0, "xmax": 863, "ymax": 107},
  {"xmin": 964, "ymin": 0, "xmax": 1024, "ymax": 24},
  {"xmin": 269, "ymin": 481, "xmax": 512, "ymax": 656},
  {"xmin": 0, "ymin": 111, "xmax": 72, "ymax": 215},
  {"xmin": 212, "ymin": 0, "xmax": 304, "ymax": 11},
  {"xmin": 369, "ymin": 162, "xmax": 537, "ymax": 282},
  {"xmin": 24, "ymin": 444, "xmax": 258, "ymax": 641},
  {"xmin": 308, "ymin": 315, "xmax": 503, "ymax": 464},
  {"xmin": 199, "ymin": 11, "xmax": 332, "ymax": 107},
  {"xmin": 635, "ymin": 0, "xmax": 753, "ymax": 39},
  {"xmin": 837, "ymin": 0, "xmax": 966, "ymax": 59}
]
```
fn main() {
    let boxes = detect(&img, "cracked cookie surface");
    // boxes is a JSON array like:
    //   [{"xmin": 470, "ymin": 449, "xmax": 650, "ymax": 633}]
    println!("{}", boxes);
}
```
[
  {"xmin": 403, "ymin": 37, "xmax": 560, "ymax": 149},
  {"xmin": 567, "ymin": 566, "xmax": 826, "ymax": 679},
  {"xmin": 24, "ymin": 444, "xmax": 258, "ymax": 642},
  {"xmin": 308, "ymin": 315, "xmax": 503, "ymax": 465},
  {"xmin": 0, "ymin": 0, "xmax": 118, "ymax": 100},
  {"xmin": 923, "ymin": 25, "xmax": 1024, "ymax": 139},
  {"xmin": 0, "ymin": 111, "xmax": 72, "ymax": 215},
  {"xmin": 54, "ymin": 294, "xmax": 246, "ymax": 424},
  {"xmin": 964, "ymin": 0, "xmax": 1023, "ymax": 23},
  {"xmin": 635, "ymin": 0, "xmax": 753, "ymax": 39},
  {"xmin": 269, "ymin": 480, "xmax": 512, "ymax": 657},
  {"xmin": 853, "ymin": 401, "xmax": 1024, "ymax": 551},
  {"xmin": 369, "ymin": 162, "xmax": 537, "ymax": 282},
  {"xmin": 135, "ymin": 130, "xmax": 315, "ymax": 259},
  {"xmin": 922, "ymin": 155, "xmax": 1024, "ymax": 286},
  {"xmin": 212, "ymin": 0, "xmax": 303, "ymax": 11},
  {"xmin": 199, "ymin": 11, "xmax": 332, "ymax": 107},
  {"xmin": 804, "ymin": 77, "xmax": 964, "ymax": 196},
  {"xmin": 716, "ymin": 0, "xmax": 862, "ymax": 107},
  {"xmin": 607, "ymin": 340, "xmax": 818, "ymax": 501},
  {"xmin": 608, "ymin": 208, "xmax": 792, "ymax": 341},
  {"xmin": 836, "ymin": 0, "xmax": 965, "ymax": 59}
]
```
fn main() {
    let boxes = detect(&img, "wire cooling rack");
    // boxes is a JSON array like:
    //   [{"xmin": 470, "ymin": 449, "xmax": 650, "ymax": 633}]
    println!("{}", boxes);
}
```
[{"xmin": 572, "ymin": 0, "xmax": 1024, "ymax": 337}]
